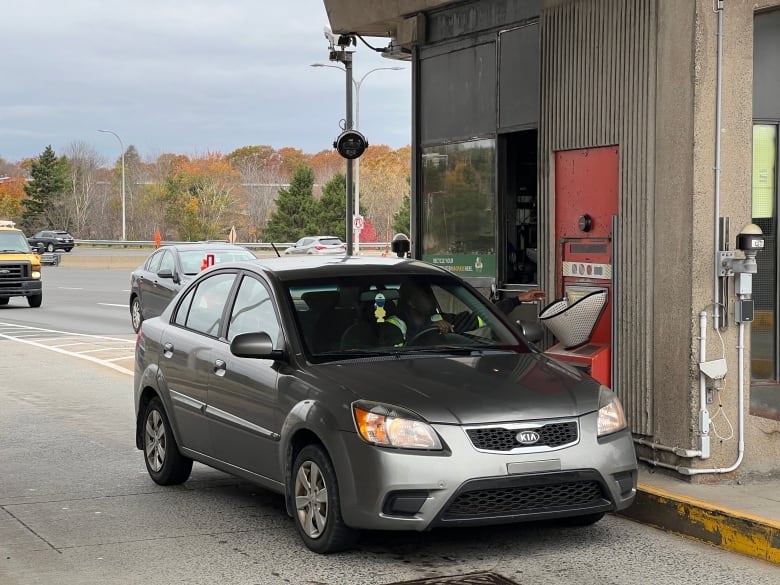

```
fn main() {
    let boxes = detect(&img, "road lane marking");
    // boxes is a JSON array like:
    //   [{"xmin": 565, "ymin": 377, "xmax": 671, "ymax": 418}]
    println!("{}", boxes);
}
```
[
  {"xmin": 0, "ymin": 322, "xmax": 134, "ymax": 376},
  {"xmin": 98, "ymin": 303, "xmax": 128, "ymax": 308}
]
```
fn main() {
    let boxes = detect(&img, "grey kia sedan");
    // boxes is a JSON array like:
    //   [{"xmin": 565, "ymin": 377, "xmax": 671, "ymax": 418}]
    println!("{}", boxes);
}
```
[{"xmin": 134, "ymin": 256, "xmax": 637, "ymax": 553}]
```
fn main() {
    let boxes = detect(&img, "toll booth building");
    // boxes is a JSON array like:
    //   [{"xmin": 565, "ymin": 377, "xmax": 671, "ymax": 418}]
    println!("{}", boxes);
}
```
[{"xmin": 324, "ymin": 0, "xmax": 780, "ymax": 481}]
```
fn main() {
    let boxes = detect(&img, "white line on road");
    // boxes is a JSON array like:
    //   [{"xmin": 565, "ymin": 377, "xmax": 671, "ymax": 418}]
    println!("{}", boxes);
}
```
[
  {"xmin": 0, "ymin": 322, "xmax": 134, "ymax": 376},
  {"xmin": 98, "ymin": 303, "xmax": 128, "ymax": 308}
]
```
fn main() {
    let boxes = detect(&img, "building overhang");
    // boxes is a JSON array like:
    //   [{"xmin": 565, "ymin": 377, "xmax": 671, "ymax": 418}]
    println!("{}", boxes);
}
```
[{"xmin": 322, "ymin": 0, "xmax": 456, "ymax": 41}]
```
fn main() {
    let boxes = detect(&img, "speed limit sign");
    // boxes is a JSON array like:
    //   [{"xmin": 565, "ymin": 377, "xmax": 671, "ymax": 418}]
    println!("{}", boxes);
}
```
[{"xmin": 353, "ymin": 214, "xmax": 364, "ymax": 231}]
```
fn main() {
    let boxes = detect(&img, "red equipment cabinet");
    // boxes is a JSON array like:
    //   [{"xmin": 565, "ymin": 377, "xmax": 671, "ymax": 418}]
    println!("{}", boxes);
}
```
[{"xmin": 544, "ymin": 146, "xmax": 619, "ymax": 387}]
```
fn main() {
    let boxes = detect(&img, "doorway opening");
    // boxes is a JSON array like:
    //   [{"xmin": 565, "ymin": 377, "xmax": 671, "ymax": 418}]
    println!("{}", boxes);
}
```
[{"xmin": 500, "ymin": 129, "xmax": 538, "ymax": 286}]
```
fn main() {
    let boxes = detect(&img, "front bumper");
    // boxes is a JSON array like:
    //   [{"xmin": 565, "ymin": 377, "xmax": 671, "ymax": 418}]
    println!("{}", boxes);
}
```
[
  {"xmin": 333, "ymin": 411, "xmax": 637, "ymax": 532},
  {"xmin": 0, "ymin": 279, "xmax": 42, "ymax": 298}
]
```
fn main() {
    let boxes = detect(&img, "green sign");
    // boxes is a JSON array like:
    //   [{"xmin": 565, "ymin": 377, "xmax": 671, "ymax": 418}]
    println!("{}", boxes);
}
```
[{"xmin": 422, "ymin": 254, "xmax": 496, "ymax": 276}]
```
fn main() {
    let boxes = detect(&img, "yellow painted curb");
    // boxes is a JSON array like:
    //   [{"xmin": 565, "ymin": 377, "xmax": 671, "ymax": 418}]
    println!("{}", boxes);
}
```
[{"xmin": 619, "ymin": 483, "xmax": 780, "ymax": 564}]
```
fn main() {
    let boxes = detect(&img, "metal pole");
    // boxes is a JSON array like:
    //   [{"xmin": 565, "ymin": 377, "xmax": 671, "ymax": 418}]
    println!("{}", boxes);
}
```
[
  {"xmin": 344, "ymin": 53, "xmax": 354, "ymax": 256},
  {"xmin": 354, "ymin": 78, "xmax": 362, "ymax": 254},
  {"xmin": 309, "ymin": 64, "xmax": 403, "ymax": 254},
  {"xmin": 98, "ymin": 129, "xmax": 126, "ymax": 241}
]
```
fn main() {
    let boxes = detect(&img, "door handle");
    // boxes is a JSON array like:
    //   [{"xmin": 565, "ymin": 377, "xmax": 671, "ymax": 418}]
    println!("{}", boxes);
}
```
[
  {"xmin": 214, "ymin": 359, "xmax": 226, "ymax": 376},
  {"xmin": 163, "ymin": 342, "xmax": 174, "ymax": 358}
]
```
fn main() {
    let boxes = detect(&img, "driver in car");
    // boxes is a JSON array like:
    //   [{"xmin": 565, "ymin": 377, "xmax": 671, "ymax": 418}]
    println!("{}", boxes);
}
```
[{"xmin": 386, "ymin": 281, "xmax": 454, "ymax": 343}]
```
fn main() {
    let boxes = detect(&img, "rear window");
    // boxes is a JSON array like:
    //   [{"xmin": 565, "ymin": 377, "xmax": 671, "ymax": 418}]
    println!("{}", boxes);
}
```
[{"xmin": 319, "ymin": 238, "xmax": 343, "ymax": 246}]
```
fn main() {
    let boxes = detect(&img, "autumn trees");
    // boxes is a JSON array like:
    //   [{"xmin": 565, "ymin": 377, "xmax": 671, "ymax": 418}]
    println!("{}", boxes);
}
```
[{"xmin": 2, "ymin": 143, "xmax": 411, "ymax": 244}]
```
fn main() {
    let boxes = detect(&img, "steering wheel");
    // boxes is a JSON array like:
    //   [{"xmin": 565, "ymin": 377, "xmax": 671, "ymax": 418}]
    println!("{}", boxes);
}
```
[{"xmin": 405, "ymin": 326, "xmax": 444, "ymax": 346}]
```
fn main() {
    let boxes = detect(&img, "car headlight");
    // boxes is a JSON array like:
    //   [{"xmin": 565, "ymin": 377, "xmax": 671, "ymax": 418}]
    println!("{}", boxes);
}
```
[
  {"xmin": 597, "ymin": 386, "xmax": 627, "ymax": 437},
  {"xmin": 32, "ymin": 271, "xmax": 41, "ymax": 279},
  {"xmin": 353, "ymin": 401, "xmax": 442, "ymax": 450}
]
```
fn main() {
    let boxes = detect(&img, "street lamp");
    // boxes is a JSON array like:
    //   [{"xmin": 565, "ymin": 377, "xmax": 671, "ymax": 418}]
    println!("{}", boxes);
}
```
[
  {"xmin": 97, "ymin": 129, "xmax": 126, "ymax": 241},
  {"xmin": 311, "ymin": 63, "xmax": 404, "ymax": 253}
]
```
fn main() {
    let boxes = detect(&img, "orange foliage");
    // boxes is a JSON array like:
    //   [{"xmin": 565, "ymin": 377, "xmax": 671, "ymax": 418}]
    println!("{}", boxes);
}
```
[{"xmin": 0, "ymin": 178, "xmax": 26, "ymax": 221}]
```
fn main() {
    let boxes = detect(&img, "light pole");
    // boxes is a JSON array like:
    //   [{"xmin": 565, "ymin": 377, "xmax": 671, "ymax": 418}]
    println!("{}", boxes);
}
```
[
  {"xmin": 97, "ymin": 129, "xmax": 126, "ymax": 241},
  {"xmin": 311, "ymin": 63, "xmax": 403, "ymax": 253}
]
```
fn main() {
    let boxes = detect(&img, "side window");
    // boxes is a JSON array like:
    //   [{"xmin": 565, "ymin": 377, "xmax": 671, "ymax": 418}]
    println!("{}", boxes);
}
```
[
  {"xmin": 227, "ymin": 276, "xmax": 281, "ymax": 343},
  {"xmin": 158, "ymin": 250, "xmax": 175, "ymax": 273},
  {"xmin": 184, "ymin": 273, "xmax": 237, "ymax": 336},
  {"xmin": 146, "ymin": 250, "xmax": 164, "ymax": 273},
  {"xmin": 173, "ymin": 286, "xmax": 195, "ymax": 327}
]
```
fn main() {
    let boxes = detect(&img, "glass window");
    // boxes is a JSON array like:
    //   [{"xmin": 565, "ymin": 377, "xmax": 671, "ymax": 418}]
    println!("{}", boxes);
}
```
[
  {"xmin": 183, "ymin": 273, "xmax": 237, "ymax": 336},
  {"xmin": 420, "ymin": 139, "xmax": 497, "ymax": 277},
  {"xmin": 174, "ymin": 287, "xmax": 195, "ymax": 327},
  {"xmin": 146, "ymin": 250, "xmax": 164, "ymax": 273},
  {"xmin": 227, "ymin": 276, "xmax": 280, "ymax": 343},
  {"xmin": 287, "ymin": 273, "xmax": 525, "ymax": 359},
  {"xmin": 158, "ymin": 251, "xmax": 175, "ymax": 273},
  {"xmin": 751, "ymin": 123, "xmax": 779, "ymax": 422}
]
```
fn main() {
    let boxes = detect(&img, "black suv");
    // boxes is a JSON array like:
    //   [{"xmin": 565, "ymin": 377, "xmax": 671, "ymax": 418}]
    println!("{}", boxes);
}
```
[{"xmin": 28, "ymin": 230, "xmax": 75, "ymax": 252}]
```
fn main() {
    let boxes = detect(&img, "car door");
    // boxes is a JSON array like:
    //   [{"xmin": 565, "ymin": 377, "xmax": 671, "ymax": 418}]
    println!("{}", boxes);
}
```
[
  {"xmin": 157, "ymin": 271, "xmax": 237, "ymax": 458},
  {"xmin": 146, "ymin": 249, "xmax": 179, "ymax": 318},
  {"xmin": 207, "ymin": 273, "xmax": 284, "ymax": 482}
]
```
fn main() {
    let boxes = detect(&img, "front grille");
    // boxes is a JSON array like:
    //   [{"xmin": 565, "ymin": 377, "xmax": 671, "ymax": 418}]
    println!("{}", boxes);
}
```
[
  {"xmin": 0, "ymin": 262, "xmax": 30, "ymax": 280},
  {"xmin": 466, "ymin": 421, "xmax": 578, "ymax": 451},
  {"xmin": 442, "ymin": 480, "xmax": 604, "ymax": 519}
]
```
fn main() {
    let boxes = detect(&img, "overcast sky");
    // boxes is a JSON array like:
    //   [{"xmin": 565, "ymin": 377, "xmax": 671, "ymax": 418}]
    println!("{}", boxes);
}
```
[{"xmin": 0, "ymin": 0, "xmax": 412, "ymax": 164}]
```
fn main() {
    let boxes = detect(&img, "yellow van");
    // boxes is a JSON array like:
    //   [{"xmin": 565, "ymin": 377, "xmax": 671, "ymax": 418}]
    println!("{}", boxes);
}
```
[{"xmin": 0, "ymin": 220, "xmax": 43, "ymax": 307}]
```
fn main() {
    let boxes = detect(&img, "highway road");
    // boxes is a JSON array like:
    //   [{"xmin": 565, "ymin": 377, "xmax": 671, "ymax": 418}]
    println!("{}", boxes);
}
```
[{"xmin": 1, "ymin": 264, "xmax": 779, "ymax": 584}]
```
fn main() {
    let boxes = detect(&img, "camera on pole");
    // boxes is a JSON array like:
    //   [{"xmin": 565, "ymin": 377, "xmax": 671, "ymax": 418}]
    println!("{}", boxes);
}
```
[{"xmin": 334, "ymin": 129, "xmax": 368, "ymax": 160}]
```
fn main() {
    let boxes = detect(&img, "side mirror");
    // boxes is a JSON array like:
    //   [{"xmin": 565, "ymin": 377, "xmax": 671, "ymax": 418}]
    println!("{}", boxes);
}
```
[
  {"xmin": 157, "ymin": 268, "xmax": 175, "ymax": 280},
  {"xmin": 517, "ymin": 320, "xmax": 544, "ymax": 344},
  {"xmin": 230, "ymin": 332, "xmax": 285, "ymax": 360}
]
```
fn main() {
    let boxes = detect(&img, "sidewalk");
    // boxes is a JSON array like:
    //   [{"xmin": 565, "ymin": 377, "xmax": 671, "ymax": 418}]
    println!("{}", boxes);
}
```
[{"xmin": 619, "ymin": 464, "xmax": 780, "ymax": 565}]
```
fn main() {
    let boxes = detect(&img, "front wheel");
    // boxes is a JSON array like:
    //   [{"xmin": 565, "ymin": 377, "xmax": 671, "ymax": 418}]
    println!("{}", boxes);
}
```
[
  {"xmin": 28, "ymin": 294, "xmax": 42, "ymax": 308},
  {"xmin": 142, "ymin": 397, "xmax": 192, "ymax": 485},
  {"xmin": 130, "ymin": 296, "xmax": 143, "ymax": 332},
  {"xmin": 46, "ymin": 243, "xmax": 55, "ymax": 252},
  {"xmin": 291, "ymin": 445, "xmax": 357, "ymax": 554}
]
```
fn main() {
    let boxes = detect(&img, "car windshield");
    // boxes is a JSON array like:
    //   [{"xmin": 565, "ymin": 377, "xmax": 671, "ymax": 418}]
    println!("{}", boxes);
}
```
[
  {"xmin": 0, "ymin": 231, "xmax": 32, "ymax": 253},
  {"xmin": 178, "ymin": 249, "xmax": 256, "ymax": 275},
  {"xmin": 286, "ymin": 273, "xmax": 527, "ymax": 359}
]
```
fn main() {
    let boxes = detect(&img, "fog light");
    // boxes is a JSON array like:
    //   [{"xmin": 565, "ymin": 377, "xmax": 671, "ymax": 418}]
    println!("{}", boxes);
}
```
[{"xmin": 382, "ymin": 491, "xmax": 429, "ymax": 516}]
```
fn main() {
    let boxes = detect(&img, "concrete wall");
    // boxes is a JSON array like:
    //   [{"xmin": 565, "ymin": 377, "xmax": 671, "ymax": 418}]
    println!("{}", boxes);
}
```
[{"xmin": 653, "ymin": 0, "xmax": 780, "ymax": 477}]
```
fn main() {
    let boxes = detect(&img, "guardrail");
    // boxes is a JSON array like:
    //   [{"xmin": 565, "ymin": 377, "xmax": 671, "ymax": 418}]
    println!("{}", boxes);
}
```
[{"xmin": 73, "ymin": 240, "xmax": 394, "ymax": 252}]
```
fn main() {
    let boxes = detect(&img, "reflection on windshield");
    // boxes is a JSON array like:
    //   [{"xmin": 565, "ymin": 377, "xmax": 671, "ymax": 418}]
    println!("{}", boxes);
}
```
[
  {"xmin": 0, "ymin": 232, "xmax": 32, "ymax": 253},
  {"xmin": 287, "ymin": 273, "xmax": 527, "ymax": 359},
  {"xmin": 179, "ymin": 249, "xmax": 257, "ymax": 274}
]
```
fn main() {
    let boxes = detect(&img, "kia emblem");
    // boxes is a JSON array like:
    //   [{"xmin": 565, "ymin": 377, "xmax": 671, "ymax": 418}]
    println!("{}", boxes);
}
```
[{"xmin": 516, "ymin": 430, "xmax": 541, "ymax": 445}]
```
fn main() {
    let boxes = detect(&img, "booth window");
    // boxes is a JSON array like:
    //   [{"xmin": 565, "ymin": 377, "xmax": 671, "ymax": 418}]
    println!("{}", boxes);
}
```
[
  {"xmin": 750, "ymin": 123, "xmax": 779, "ymax": 421},
  {"xmin": 420, "ymin": 139, "xmax": 496, "ymax": 276}
]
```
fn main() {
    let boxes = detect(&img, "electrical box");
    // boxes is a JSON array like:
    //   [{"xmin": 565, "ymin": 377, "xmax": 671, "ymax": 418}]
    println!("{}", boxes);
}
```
[{"xmin": 735, "ymin": 299, "xmax": 754, "ymax": 323}]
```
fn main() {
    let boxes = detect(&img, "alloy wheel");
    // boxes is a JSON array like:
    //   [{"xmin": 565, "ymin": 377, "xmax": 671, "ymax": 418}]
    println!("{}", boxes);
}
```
[
  {"xmin": 294, "ymin": 460, "xmax": 328, "ymax": 539},
  {"xmin": 145, "ymin": 409, "xmax": 166, "ymax": 472}
]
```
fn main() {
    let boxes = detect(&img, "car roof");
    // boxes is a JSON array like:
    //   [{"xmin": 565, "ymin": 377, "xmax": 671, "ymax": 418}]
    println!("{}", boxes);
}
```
[
  {"xmin": 237, "ymin": 255, "xmax": 452, "ymax": 281},
  {"xmin": 158, "ymin": 242, "xmax": 251, "ymax": 252}
]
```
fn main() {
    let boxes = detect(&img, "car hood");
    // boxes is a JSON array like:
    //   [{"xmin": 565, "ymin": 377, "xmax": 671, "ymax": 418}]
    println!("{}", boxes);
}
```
[{"xmin": 309, "ymin": 351, "xmax": 602, "ymax": 425}]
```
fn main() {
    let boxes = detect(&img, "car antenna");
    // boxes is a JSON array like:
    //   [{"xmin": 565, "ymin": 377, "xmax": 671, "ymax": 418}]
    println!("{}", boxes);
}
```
[{"xmin": 270, "ymin": 243, "xmax": 281, "ymax": 258}]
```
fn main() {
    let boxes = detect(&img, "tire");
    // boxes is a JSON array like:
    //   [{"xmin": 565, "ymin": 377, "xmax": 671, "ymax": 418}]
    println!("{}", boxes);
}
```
[
  {"xmin": 27, "ymin": 294, "xmax": 42, "ymax": 308},
  {"xmin": 291, "ymin": 445, "xmax": 357, "ymax": 554},
  {"xmin": 65, "ymin": 247, "xmax": 73, "ymax": 252},
  {"xmin": 141, "ymin": 397, "xmax": 192, "ymax": 485},
  {"xmin": 0, "ymin": 297, "xmax": 9, "ymax": 306},
  {"xmin": 46, "ymin": 243, "xmax": 55, "ymax": 252},
  {"xmin": 130, "ymin": 296, "xmax": 143, "ymax": 333}
]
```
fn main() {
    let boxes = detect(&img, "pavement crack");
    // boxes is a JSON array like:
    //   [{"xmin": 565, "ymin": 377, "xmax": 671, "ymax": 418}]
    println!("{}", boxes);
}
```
[{"xmin": 1, "ymin": 505, "xmax": 62, "ymax": 553}]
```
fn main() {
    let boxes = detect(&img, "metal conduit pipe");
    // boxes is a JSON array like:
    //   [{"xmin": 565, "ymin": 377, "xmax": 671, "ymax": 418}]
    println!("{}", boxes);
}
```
[
  {"xmin": 712, "ymin": 0, "xmax": 725, "ymax": 330},
  {"xmin": 632, "ymin": 311, "xmax": 709, "ymax": 460},
  {"xmin": 677, "ymin": 318, "xmax": 746, "ymax": 476}
]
